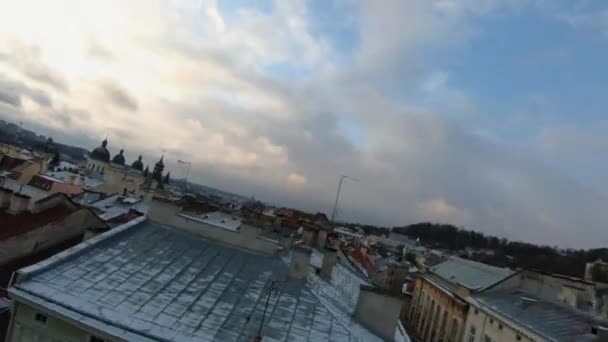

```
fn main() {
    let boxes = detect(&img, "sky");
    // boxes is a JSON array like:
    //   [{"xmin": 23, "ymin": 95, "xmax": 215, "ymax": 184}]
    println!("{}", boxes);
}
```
[{"xmin": 0, "ymin": 0, "xmax": 607, "ymax": 248}]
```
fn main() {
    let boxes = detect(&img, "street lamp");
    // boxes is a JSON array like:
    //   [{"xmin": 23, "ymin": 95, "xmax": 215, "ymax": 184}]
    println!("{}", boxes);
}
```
[{"xmin": 330, "ymin": 174, "xmax": 358, "ymax": 226}]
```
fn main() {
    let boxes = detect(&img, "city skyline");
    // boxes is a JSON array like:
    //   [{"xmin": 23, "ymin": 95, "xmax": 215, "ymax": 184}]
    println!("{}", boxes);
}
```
[{"xmin": 0, "ymin": 0, "xmax": 607, "ymax": 248}]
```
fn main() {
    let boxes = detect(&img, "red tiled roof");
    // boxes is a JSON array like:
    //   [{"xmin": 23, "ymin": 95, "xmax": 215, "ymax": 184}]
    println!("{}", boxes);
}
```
[
  {"xmin": 0, "ymin": 205, "xmax": 78, "ymax": 240},
  {"xmin": 352, "ymin": 247, "xmax": 377, "ymax": 275}
]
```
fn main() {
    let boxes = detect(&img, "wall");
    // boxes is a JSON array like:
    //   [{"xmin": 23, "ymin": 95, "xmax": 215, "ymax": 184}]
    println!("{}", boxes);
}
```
[
  {"xmin": 0, "ymin": 209, "xmax": 105, "ymax": 266},
  {"xmin": 14, "ymin": 160, "xmax": 47, "ymax": 185},
  {"xmin": 463, "ymin": 304, "xmax": 542, "ymax": 342},
  {"xmin": 49, "ymin": 181, "xmax": 83, "ymax": 197},
  {"xmin": 489, "ymin": 270, "xmax": 601, "ymax": 313},
  {"xmin": 8, "ymin": 302, "xmax": 89, "ymax": 342},
  {"xmin": 354, "ymin": 287, "xmax": 404, "ymax": 341},
  {"xmin": 7, "ymin": 301, "xmax": 119, "ymax": 342},
  {"xmin": 408, "ymin": 276, "xmax": 467, "ymax": 342},
  {"xmin": 147, "ymin": 199, "xmax": 282, "ymax": 255}
]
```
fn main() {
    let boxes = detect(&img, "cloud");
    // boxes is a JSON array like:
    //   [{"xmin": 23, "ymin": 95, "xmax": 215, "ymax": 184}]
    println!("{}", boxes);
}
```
[
  {"xmin": 0, "ymin": 76, "xmax": 52, "ymax": 108},
  {"xmin": 416, "ymin": 198, "xmax": 472, "ymax": 226},
  {"xmin": 100, "ymin": 80, "xmax": 138, "ymax": 112},
  {"xmin": 0, "ymin": 0, "xmax": 606, "ymax": 248},
  {"xmin": 287, "ymin": 173, "xmax": 308, "ymax": 189}
]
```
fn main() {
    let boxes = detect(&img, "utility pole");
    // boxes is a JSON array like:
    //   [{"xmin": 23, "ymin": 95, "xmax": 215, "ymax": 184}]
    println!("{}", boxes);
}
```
[{"xmin": 330, "ymin": 175, "xmax": 357, "ymax": 226}]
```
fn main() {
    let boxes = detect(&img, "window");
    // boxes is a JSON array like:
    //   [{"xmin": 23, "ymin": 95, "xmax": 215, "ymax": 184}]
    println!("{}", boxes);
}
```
[
  {"xmin": 90, "ymin": 336, "xmax": 106, "ymax": 342},
  {"xmin": 468, "ymin": 326, "xmax": 476, "ymax": 342},
  {"xmin": 498, "ymin": 323, "xmax": 503, "ymax": 330},
  {"xmin": 516, "ymin": 335, "xmax": 522, "ymax": 341},
  {"xmin": 484, "ymin": 334, "xmax": 492, "ymax": 342},
  {"xmin": 34, "ymin": 312, "xmax": 47, "ymax": 325},
  {"xmin": 489, "ymin": 318, "xmax": 494, "ymax": 324}
]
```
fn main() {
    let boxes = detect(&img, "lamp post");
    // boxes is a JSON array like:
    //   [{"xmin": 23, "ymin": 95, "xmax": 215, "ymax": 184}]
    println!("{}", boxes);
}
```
[{"xmin": 330, "ymin": 174, "xmax": 358, "ymax": 226}]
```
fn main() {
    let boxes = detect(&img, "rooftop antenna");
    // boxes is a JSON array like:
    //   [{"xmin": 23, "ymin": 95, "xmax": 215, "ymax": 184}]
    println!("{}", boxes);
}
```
[{"xmin": 251, "ymin": 280, "xmax": 284, "ymax": 341}]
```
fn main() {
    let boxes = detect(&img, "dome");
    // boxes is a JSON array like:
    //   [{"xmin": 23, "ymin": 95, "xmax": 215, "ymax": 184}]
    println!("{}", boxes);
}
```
[
  {"xmin": 112, "ymin": 149, "xmax": 125, "ymax": 165},
  {"xmin": 131, "ymin": 155, "xmax": 144, "ymax": 171},
  {"xmin": 90, "ymin": 138, "xmax": 110, "ymax": 163}
]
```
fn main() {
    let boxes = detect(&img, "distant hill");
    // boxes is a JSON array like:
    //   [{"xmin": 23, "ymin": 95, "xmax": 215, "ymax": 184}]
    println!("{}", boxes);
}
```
[
  {"xmin": 0, "ymin": 120, "xmax": 89, "ymax": 162},
  {"xmin": 393, "ymin": 222, "xmax": 608, "ymax": 278}
]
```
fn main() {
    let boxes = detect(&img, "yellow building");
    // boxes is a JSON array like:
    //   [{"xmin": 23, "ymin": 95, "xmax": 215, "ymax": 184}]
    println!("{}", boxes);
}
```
[{"xmin": 408, "ymin": 257, "xmax": 514, "ymax": 342}]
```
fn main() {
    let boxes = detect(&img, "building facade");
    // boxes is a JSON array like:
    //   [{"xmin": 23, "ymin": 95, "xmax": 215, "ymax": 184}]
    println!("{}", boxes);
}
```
[{"xmin": 407, "ymin": 257, "xmax": 514, "ymax": 342}]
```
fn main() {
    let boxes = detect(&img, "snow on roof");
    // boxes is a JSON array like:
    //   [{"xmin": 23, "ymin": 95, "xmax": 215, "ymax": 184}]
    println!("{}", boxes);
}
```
[
  {"xmin": 10, "ymin": 220, "xmax": 383, "ymax": 341},
  {"xmin": 187, "ymin": 211, "xmax": 241, "ymax": 231},
  {"xmin": 88, "ymin": 194, "xmax": 147, "ymax": 221}
]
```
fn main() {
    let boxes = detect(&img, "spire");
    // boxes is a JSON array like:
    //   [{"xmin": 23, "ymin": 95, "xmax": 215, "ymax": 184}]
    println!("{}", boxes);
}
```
[
  {"xmin": 163, "ymin": 172, "xmax": 170, "ymax": 184},
  {"xmin": 102, "ymin": 137, "xmax": 108, "ymax": 148}
]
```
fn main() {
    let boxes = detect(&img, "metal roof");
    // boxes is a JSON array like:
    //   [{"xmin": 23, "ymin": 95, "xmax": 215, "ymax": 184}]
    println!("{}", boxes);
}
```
[
  {"xmin": 429, "ymin": 257, "xmax": 514, "ymax": 290},
  {"xmin": 10, "ymin": 220, "xmax": 382, "ymax": 341},
  {"xmin": 471, "ymin": 290, "xmax": 607, "ymax": 341}
]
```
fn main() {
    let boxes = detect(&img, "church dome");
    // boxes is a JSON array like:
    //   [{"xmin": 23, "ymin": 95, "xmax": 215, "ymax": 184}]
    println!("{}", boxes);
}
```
[
  {"xmin": 112, "ymin": 149, "xmax": 126, "ymax": 165},
  {"xmin": 131, "ymin": 155, "xmax": 144, "ymax": 171},
  {"xmin": 90, "ymin": 138, "xmax": 110, "ymax": 163}
]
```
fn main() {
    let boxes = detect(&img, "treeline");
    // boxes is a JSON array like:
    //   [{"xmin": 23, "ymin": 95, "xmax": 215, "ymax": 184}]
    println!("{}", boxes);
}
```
[{"xmin": 393, "ymin": 222, "xmax": 608, "ymax": 278}]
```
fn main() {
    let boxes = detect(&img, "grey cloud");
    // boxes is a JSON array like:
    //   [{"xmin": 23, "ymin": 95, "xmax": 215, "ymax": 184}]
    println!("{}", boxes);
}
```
[
  {"xmin": 0, "ymin": 76, "xmax": 52, "ymax": 108},
  {"xmin": 101, "ymin": 81, "xmax": 138, "ymax": 112},
  {"xmin": 23, "ymin": 64, "xmax": 69, "ymax": 92},
  {"xmin": 0, "ymin": 88, "xmax": 21, "ymax": 107}
]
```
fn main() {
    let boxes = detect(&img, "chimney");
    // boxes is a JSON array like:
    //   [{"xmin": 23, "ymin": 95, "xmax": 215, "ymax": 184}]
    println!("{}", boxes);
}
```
[
  {"xmin": 354, "ymin": 286, "xmax": 404, "ymax": 341},
  {"xmin": 316, "ymin": 229, "xmax": 328, "ymax": 249},
  {"xmin": 302, "ymin": 226, "xmax": 316, "ymax": 247},
  {"xmin": 9, "ymin": 193, "xmax": 30, "ymax": 214},
  {"xmin": 0, "ymin": 187, "xmax": 13, "ymax": 209},
  {"xmin": 289, "ymin": 245, "xmax": 312, "ymax": 280},
  {"xmin": 320, "ymin": 247, "xmax": 338, "ymax": 278},
  {"xmin": 69, "ymin": 174, "xmax": 76, "ymax": 184}
]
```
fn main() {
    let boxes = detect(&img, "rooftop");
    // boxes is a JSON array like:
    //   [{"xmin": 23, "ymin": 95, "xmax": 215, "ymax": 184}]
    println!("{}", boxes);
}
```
[
  {"xmin": 88, "ymin": 194, "xmax": 147, "ymax": 221},
  {"xmin": 0, "ymin": 205, "xmax": 77, "ymax": 241},
  {"xmin": 429, "ymin": 257, "xmax": 514, "ymax": 291},
  {"xmin": 10, "ymin": 220, "xmax": 383, "ymax": 341},
  {"xmin": 471, "ymin": 290, "xmax": 607, "ymax": 341},
  {"xmin": 180, "ymin": 211, "xmax": 241, "ymax": 232}
]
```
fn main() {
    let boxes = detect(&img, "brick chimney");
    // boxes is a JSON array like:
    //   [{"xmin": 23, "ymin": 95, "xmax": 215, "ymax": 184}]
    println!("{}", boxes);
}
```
[
  {"xmin": 0, "ymin": 187, "xmax": 13, "ymax": 209},
  {"xmin": 289, "ymin": 245, "xmax": 312, "ymax": 280},
  {"xmin": 9, "ymin": 193, "xmax": 30, "ymax": 214},
  {"xmin": 320, "ymin": 247, "xmax": 338, "ymax": 278}
]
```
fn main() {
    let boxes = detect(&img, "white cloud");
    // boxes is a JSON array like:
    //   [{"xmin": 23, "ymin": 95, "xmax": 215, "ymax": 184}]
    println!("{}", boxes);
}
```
[
  {"xmin": 0, "ymin": 0, "xmax": 606, "ymax": 248},
  {"xmin": 287, "ymin": 173, "xmax": 308, "ymax": 188}
]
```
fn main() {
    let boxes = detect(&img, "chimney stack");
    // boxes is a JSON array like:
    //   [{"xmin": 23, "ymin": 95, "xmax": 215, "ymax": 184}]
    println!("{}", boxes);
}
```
[
  {"xmin": 316, "ymin": 229, "xmax": 328, "ymax": 249},
  {"xmin": 0, "ymin": 187, "xmax": 13, "ymax": 209},
  {"xmin": 354, "ymin": 286, "xmax": 405, "ymax": 341},
  {"xmin": 289, "ymin": 245, "xmax": 312, "ymax": 280},
  {"xmin": 320, "ymin": 247, "xmax": 338, "ymax": 278},
  {"xmin": 302, "ymin": 226, "xmax": 316, "ymax": 247},
  {"xmin": 9, "ymin": 193, "xmax": 30, "ymax": 214}
]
